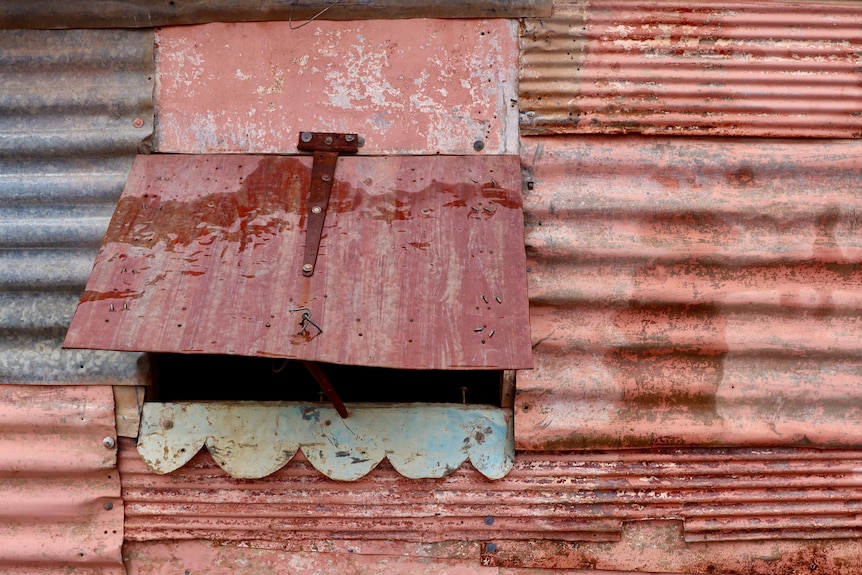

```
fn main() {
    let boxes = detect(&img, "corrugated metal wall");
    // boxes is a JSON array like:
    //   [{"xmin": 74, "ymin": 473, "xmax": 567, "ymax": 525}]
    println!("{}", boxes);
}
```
[
  {"xmin": 517, "ymin": 135, "xmax": 862, "ymax": 450},
  {"xmin": 0, "ymin": 385, "xmax": 123, "ymax": 574},
  {"xmin": 520, "ymin": 0, "xmax": 862, "ymax": 137},
  {"xmin": 0, "ymin": 28, "xmax": 152, "ymax": 386},
  {"xmin": 0, "ymin": 28, "xmax": 154, "ymax": 573}
]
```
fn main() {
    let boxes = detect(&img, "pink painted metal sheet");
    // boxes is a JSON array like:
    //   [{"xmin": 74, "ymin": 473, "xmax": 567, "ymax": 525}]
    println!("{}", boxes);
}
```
[
  {"xmin": 519, "ymin": 0, "xmax": 862, "ymax": 137},
  {"xmin": 0, "ymin": 385, "xmax": 123, "ymax": 573},
  {"xmin": 154, "ymin": 20, "xmax": 519, "ymax": 155},
  {"xmin": 121, "ymin": 441, "xmax": 862, "ymax": 568},
  {"xmin": 64, "ymin": 154, "xmax": 531, "ymax": 370},
  {"xmin": 518, "ymin": 135, "xmax": 862, "ymax": 449}
]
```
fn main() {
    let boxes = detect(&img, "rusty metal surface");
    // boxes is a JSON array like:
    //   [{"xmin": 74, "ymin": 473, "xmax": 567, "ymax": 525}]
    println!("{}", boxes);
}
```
[
  {"xmin": 64, "ymin": 154, "xmax": 532, "ymax": 370},
  {"xmin": 121, "ymin": 442, "xmax": 862, "ymax": 546},
  {"xmin": 0, "ymin": 385, "xmax": 123, "ymax": 573},
  {"xmin": 518, "ymin": 135, "xmax": 862, "ymax": 450},
  {"xmin": 519, "ymin": 0, "xmax": 862, "ymax": 138},
  {"xmin": 136, "ymin": 402, "xmax": 514, "ymax": 480},
  {"xmin": 0, "ymin": 29, "xmax": 152, "ymax": 385},
  {"xmin": 0, "ymin": 0, "xmax": 553, "ymax": 29},
  {"xmin": 154, "ymin": 20, "xmax": 519, "ymax": 155}
]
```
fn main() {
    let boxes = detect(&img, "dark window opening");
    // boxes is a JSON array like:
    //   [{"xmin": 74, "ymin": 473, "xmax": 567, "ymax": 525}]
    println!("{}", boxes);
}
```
[{"xmin": 150, "ymin": 353, "xmax": 504, "ymax": 406}]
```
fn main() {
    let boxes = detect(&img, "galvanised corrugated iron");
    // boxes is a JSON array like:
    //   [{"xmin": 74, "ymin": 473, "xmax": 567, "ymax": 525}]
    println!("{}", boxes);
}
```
[
  {"xmin": 0, "ymin": 29, "xmax": 153, "ymax": 385},
  {"xmin": 120, "ymin": 442, "xmax": 862, "ymax": 572},
  {"xmin": 519, "ymin": 0, "xmax": 862, "ymax": 137},
  {"xmin": 518, "ymin": 135, "xmax": 862, "ymax": 450},
  {"xmin": 0, "ymin": 385, "xmax": 123, "ymax": 573}
]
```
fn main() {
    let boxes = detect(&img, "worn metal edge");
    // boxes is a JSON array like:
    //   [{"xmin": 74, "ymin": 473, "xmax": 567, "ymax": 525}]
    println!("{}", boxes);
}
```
[
  {"xmin": 137, "ymin": 402, "xmax": 515, "ymax": 481},
  {"xmin": 0, "ymin": 0, "xmax": 553, "ymax": 29}
]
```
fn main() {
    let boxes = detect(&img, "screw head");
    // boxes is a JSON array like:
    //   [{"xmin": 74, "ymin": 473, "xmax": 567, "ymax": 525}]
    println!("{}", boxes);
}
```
[
  {"xmin": 132, "ymin": 117, "xmax": 145, "ymax": 128},
  {"xmin": 163, "ymin": 420, "xmax": 173, "ymax": 430},
  {"xmin": 321, "ymin": 174, "xmax": 331, "ymax": 182},
  {"xmin": 357, "ymin": 136, "xmax": 365, "ymax": 148},
  {"xmin": 102, "ymin": 437, "xmax": 115, "ymax": 449},
  {"xmin": 473, "ymin": 140, "xmax": 485, "ymax": 152},
  {"xmin": 104, "ymin": 501, "xmax": 114, "ymax": 510},
  {"xmin": 302, "ymin": 263, "xmax": 314, "ymax": 273},
  {"xmin": 311, "ymin": 206, "xmax": 322, "ymax": 214},
  {"xmin": 484, "ymin": 515, "xmax": 495, "ymax": 526},
  {"xmin": 324, "ymin": 136, "xmax": 334, "ymax": 145},
  {"xmin": 301, "ymin": 132, "xmax": 313, "ymax": 143},
  {"xmin": 345, "ymin": 134, "xmax": 355, "ymax": 142},
  {"xmin": 485, "ymin": 543, "xmax": 497, "ymax": 553}
]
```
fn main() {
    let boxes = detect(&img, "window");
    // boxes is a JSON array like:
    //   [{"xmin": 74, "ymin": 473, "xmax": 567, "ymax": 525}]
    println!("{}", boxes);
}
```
[{"xmin": 64, "ymin": 149, "xmax": 531, "ymax": 480}]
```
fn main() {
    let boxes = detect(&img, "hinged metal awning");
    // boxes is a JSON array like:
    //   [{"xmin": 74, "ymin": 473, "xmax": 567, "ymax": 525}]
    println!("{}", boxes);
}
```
[{"xmin": 63, "ymin": 153, "xmax": 532, "ymax": 370}]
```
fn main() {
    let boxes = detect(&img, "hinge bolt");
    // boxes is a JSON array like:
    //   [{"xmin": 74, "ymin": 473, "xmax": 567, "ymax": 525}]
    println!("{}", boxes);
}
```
[
  {"xmin": 301, "ymin": 132, "xmax": 313, "ymax": 143},
  {"xmin": 324, "ymin": 136, "xmax": 334, "ymax": 145},
  {"xmin": 345, "ymin": 134, "xmax": 355, "ymax": 142},
  {"xmin": 312, "ymin": 206, "xmax": 322, "ymax": 214},
  {"xmin": 102, "ymin": 437, "xmax": 115, "ymax": 449},
  {"xmin": 321, "ymin": 174, "xmax": 331, "ymax": 182},
  {"xmin": 303, "ymin": 263, "xmax": 314, "ymax": 273}
]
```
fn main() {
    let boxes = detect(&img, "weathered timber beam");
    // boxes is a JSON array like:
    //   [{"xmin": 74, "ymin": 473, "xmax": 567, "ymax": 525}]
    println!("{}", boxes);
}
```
[{"xmin": 0, "ymin": 0, "xmax": 553, "ymax": 29}]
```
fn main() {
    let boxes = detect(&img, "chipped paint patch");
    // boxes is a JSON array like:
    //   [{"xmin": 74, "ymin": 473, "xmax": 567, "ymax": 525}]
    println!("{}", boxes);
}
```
[
  {"xmin": 137, "ymin": 402, "xmax": 514, "ymax": 481},
  {"xmin": 155, "ymin": 20, "xmax": 518, "ymax": 154}
]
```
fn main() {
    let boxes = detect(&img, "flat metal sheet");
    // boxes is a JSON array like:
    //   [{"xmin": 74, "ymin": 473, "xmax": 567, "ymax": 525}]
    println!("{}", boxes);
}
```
[
  {"xmin": 154, "ymin": 20, "xmax": 519, "ymax": 155},
  {"xmin": 136, "ymin": 402, "xmax": 514, "ymax": 480},
  {"xmin": 64, "ymin": 154, "xmax": 531, "ymax": 370}
]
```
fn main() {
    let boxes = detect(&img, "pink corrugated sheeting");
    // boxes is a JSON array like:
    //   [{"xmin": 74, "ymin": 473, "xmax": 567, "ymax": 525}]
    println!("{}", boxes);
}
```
[
  {"xmin": 154, "ymin": 19, "xmax": 519, "ymax": 155},
  {"xmin": 0, "ymin": 385, "xmax": 123, "ymax": 574},
  {"xmin": 519, "ymin": 0, "xmax": 862, "ymax": 137},
  {"xmin": 518, "ymin": 136, "xmax": 862, "ymax": 450},
  {"xmin": 121, "ymin": 439, "xmax": 862, "ymax": 549}
]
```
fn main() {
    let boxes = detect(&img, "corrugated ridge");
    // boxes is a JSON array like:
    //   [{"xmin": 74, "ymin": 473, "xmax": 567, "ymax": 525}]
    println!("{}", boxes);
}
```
[
  {"xmin": 517, "ymin": 136, "xmax": 862, "ymax": 451},
  {"xmin": 0, "ymin": 385, "xmax": 122, "ymax": 572},
  {"xmin": 519, "ymin": 1, "xmax": 862, "ymax": 137},
  {"xmin": 0, "ymin": 29, "xmax": 153, "ymax": 385},
  {"xmin": 120, "ymin": 442, "xmax": 862, "ymax": 543}
]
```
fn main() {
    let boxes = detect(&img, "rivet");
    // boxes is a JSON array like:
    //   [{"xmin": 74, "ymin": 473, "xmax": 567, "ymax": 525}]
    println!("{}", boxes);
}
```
[
  {"xmin": 473, "ymin": 140, "xmax": 485, "ymax": 152},
  {"xmin": 321, "ymin": 174, "xmax": 331, "ymax": 182},
  {"xmin": 324, "ymin": 136, "xmax": 334, "ymax": 145},
  {"xmin": 132, "ymin": 117, "xmax": 145, "ymax": 128},
  {"xmin": 302, "ymin": 263, "xmax": 314, "ymax": 273},
  {"xmin": 163, "ymin": 420, "xmax": 173, "ymax": 430},
  {"xmin": 102, "ymin": 437, "xmax": 115, "ymax": 449},
  {"xmin": 301, "ymin": 132, "xmax": 313, "ymax": 143},
  {"xmin": 345, "ymin": 134, "xmax": 355, "ymax": 142},
  {"xmin": 312, "ymin": 206, "xmax": 322, "ymax": 214},
  {"xmin": 104, "ymin": 501, "xmax": 114, "ymax": 510}
]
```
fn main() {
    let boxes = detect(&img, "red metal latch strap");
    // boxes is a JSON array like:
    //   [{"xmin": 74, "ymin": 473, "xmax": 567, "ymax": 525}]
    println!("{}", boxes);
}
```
[{"xmin": 297, "ymin": 131, "xmax": 361, "ymax": 276}]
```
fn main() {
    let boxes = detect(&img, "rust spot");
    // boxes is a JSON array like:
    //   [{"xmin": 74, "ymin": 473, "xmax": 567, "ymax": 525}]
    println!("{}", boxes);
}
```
[{"xmin": 80, "ymin": 289, "xmax": 143, "ymax": 302}]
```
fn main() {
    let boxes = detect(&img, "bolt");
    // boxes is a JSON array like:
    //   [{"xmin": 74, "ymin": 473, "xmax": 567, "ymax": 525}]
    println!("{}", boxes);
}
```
[
  {"xmin": 473, "ymin": 140, "xmax": 485, "ymax": 152},
  {"xmin": 132, "ymin": 117, "xmax": 144, "ymax": 128},
  {"xmin": 484, "ymin": 515, "xmax": 495, "ymax": 526},
  {"xmin": 321, "ymin": 174, "xmax": 331, "ymax": 182},
  {"xmin": 303, "ymin": 263, "xmax": 314, "ymax": 273},
  {"xmin": 324, "ymin": 136, "xmax": 334, "ymax": 145},
  {"xmin": 102, "ymin": 437, "xmax": 115, "ymax": 449},
  {"xmin": 301, "ymin": 132, "xmax": 313, "ymax": 143},
  {"xmin": 312, "ymin": 206, "xmax": 322, "ymax": 214},
  {"xmin": 163, "ymin": 420, "xmax": 173, "ymax": 430},
  {"xmin": 345, "ymin": 134, "xmax": 355, "ymax": 142},
  {"xmin": 104, "ymin": 501, "xmax": 114, "ymax": 510}
]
